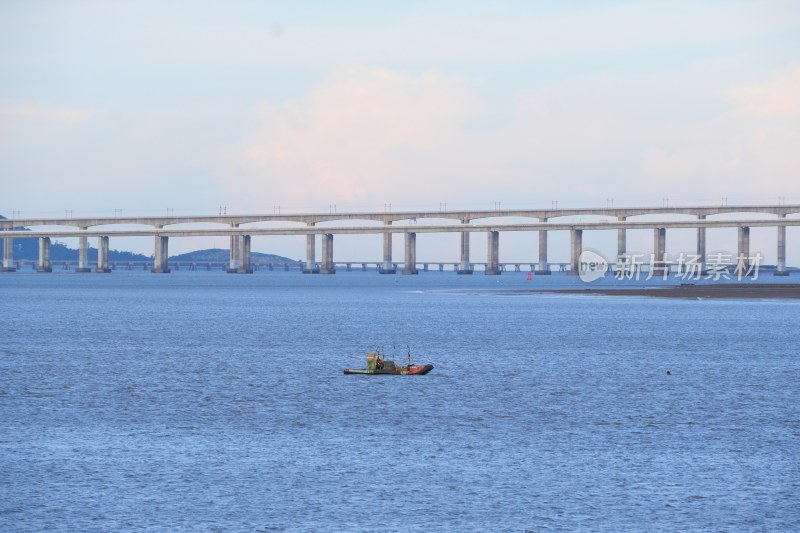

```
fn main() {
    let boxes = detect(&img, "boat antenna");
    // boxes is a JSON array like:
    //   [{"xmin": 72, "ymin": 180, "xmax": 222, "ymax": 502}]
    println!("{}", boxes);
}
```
[{"xmin": 407, "ymin": 345, "xmax": 412, "ymax": 367}]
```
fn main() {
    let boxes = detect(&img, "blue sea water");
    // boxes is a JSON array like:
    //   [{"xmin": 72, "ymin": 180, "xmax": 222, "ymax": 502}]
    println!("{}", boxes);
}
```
[{"xmin": 1, "ymin": 270, "xmax": 799, "ymax": 532}]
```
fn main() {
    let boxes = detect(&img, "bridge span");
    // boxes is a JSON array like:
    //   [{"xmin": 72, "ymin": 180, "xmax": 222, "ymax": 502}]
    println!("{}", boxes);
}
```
[{"xmin": 2, "ymin": 203, "xmax": 798, "ymax": 275}]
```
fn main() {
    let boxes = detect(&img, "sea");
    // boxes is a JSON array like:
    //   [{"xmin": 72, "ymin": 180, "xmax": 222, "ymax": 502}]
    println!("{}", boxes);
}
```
[{"xmin": 1, "ymin": 270, "xmax": 798, "ymax": 532}]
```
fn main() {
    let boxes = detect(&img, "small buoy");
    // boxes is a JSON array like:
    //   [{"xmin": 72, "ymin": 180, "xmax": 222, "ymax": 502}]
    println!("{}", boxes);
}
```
[{"xmin": 666, "ymin": 370, "xmax": 672, "ymax": 376}]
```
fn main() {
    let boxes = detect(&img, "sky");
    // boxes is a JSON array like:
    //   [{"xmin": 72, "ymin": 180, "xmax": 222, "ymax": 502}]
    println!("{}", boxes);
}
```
[{"xmin": 2, "ymin": 0, "xmax": 799, "ymax": 263}]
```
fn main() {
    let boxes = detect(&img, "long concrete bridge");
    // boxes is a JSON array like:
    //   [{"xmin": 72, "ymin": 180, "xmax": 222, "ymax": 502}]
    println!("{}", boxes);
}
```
[{"xmin": 2, "ymin": 204, "xmax": 798, "ymax": 275}]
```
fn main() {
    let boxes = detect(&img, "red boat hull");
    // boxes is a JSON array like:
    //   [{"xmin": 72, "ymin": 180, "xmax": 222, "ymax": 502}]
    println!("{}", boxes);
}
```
[{"xmin": 406, "ymin": 364, "xmax": 434, "ymax": 375}]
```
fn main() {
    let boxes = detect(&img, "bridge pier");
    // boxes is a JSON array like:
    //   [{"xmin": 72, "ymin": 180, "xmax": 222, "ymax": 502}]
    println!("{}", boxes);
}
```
[
  {"xmin": 776, "ymin": 217, "xmax": 788, "ymax": 276},
  {"xmin": 737, "ymin": 226, "xmax": 750, "ymax": 275},
  {"xmin": 35, "ymin": 237, "xmax": 52, "ymax": 272},
  {"xmin": 617, "ymin": 216, "xmax": 627, "ymax": 264},
  {"xmin": 236, "ymin": 235, "xmax": 253, "ymax": 273},
  {"xmin": 96, "ymin": 236, "xmax": 111, "ymax": 273},
  {"xmin": 380, "ymin": 222, "xmax": 396, "ymax": 274},
  {"xmin": 697, "ymin": 215, "xmax": 706, "ymax": 273},
  {"xmin": 320, "ymin": 233, "xmax": 335, "ymax": 274},
  {"xmin": 303, "ymin": 225, "xmax": 318, "ymax": 273},
  {"xmin": 458, "ymin": 224, "xmax": 472, "ymax": 274},
  {"xmin": 151, "ymin": 235, "xmax": 170, "ymax": 273},
  {"xmin": 227, "ymin": 224, "xmax": 240, "ymax": 273},
  {"xmin": 403, "ymin": 232, "xmax": 417, "ymax": 275},
  {"xmin": 2, "ymin": 232, "xmax": 16, "ymax": 272},
  {"xmin": 537, "ymin": 223, "xmax": 550, "ymax": 274},
  {"xmin": 653, "ymin": 228, "xmax": 667, "ymax": 277},
  {"xmin": 569, "ymin": 229, "xmax": 583, "ymax": 275},
  {"xmin": 77, "ymin": 230, "xmax": 91, "ymax": 272},
  {"xmin": 485, "ymin": 231, "xmax": 501, "ymax": 275}
]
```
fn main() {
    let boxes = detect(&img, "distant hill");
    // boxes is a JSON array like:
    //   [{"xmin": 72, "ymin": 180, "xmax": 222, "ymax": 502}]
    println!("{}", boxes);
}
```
[{"xmin": 170, "ymin": 248, "xmax": 300, "ymax": 264}]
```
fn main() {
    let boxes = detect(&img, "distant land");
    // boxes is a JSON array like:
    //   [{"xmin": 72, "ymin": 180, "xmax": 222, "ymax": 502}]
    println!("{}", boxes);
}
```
[
  {"xmin": 0, "ymin": 215, "xmax": 299, "ymax": 263},
  {"xmin": 530, "ymin": 283, "xmax": 800, "ymax": 299},
  {"xmin": 169, "ymin": 249, "xmax": 300, "ymax": 264}
]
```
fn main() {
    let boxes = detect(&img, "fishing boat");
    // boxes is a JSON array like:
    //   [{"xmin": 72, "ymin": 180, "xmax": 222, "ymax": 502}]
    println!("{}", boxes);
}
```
[{"xmin": 344, "ymin": 348, "xmax": 434, "ymax": 375}]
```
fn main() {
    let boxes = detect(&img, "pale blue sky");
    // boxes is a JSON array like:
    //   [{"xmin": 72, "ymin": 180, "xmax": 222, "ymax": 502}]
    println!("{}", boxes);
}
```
[{"xmin": 2, "ymin": 1, "xmax": 799, "ymax": 262}]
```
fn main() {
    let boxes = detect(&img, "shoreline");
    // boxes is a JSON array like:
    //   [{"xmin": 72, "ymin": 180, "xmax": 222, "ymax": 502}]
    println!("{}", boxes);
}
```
[{"xmin": 530, "ymin": 283, "xmax": 800, "ymax": 299}]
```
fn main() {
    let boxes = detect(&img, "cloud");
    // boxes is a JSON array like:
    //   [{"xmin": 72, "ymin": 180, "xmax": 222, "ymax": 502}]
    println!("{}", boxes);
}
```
[
  {"xmin": 730, "ymin": 63, "xmax": 800, "ymax": 118},
  {"xmin": 219, "ymin": 59, "xmax": 800, "ymax": 212},
  {"xmin": 225, "ymin": 66, "xmax": 481, "ymax": 208},
  {"xmin": 638, "ymin": 63, "xmax": 800, "ymax": 198}
]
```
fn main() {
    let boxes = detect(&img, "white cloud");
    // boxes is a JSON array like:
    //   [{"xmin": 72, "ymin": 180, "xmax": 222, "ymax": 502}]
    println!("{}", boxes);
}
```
[
  {"xmin": 224, "ymin": 66, "xmax": 481, "ymax": 209},
  {"xmin": 730, "ymin": 63, "xmax": 800, "ymax": 118},
  {"xmin": 638, "ymin": 63, "xmax": 800, "ymax": 198},
  {"xmin": 218, "ymin": 60, "xmax": 800, "ymax": 213}
]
